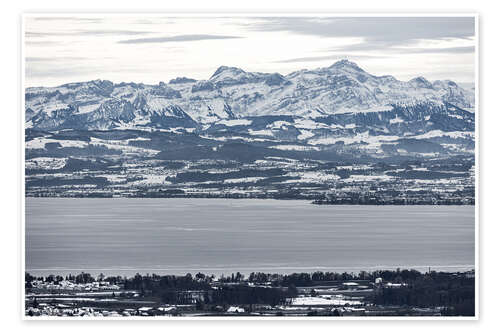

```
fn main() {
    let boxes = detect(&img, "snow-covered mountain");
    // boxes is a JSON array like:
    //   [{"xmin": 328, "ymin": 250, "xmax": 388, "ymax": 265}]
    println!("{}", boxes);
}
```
[
  {"xmin": 25, "ymin": 60, "xmax": 474, "ymax": 131},
  {"xmin": 24, "ymin": 60, "xmax": 476, "ymax": 200}
]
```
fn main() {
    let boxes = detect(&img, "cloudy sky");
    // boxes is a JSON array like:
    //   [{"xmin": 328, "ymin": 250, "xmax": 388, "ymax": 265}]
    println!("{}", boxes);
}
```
[{"xmin": 24, "ymin": 15, "xmax": 476, "ymax": 87}]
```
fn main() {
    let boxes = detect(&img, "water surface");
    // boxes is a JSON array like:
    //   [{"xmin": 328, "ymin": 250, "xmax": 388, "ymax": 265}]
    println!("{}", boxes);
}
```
[{"xmin": 26, "ymin": 198, "xmax": 475, "ymax": 276}]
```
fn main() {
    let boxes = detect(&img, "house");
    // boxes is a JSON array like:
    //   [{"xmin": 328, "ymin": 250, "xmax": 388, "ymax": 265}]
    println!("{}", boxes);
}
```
[
  {"xmin": 342, "ymin": 282, "xmax": 359, "ymax": 289},
  {"xmin": 227, "ymin": 306, "xmax": 245, "ymax": 313},
  {"xmin": 137, "ymin": 307, "xmax": 154, "ymax": 316},
  {"xmin": 157, "ymin": 306, "xmax": 176, "ymax": 315}
]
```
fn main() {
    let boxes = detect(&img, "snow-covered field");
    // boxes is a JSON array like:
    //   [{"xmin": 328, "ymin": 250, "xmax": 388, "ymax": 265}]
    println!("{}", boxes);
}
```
[
  {"xmin": 270, "ymin": 145, "xmax": 320, "ymax": 151},
  {"xmin": 309, "ymin": 132, "xmax": 399, "ymax": 147},
  {"xmin": 217, "ymin": 119, "xmax": 253, "ymax": 126},
  {"xmin": 26, "ymin": 137, "xmax": 88, "ymax": 149},
  {"xmin": 291, "ymin": 296, "xmax": 362, "ymax": 306},
  {"xmin": 26, "ymin": 157, "xmax": 67, "ymax": 170}
]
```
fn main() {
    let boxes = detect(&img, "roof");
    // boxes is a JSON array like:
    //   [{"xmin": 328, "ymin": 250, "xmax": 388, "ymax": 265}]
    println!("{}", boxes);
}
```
[
  {"xmin": 158, "ymin": 306, "xmax": 176, "ymax": 312},
  {"xmin": 343, "ymin": 282, "xmax": 359, "ymax": 286},
  {"xmin": 138, "ymin": 307, "xmax": 153, "ymax": 311},
  {"xmin": 227, "ymin": 306, "xmax": 245, "ymax": 313}
]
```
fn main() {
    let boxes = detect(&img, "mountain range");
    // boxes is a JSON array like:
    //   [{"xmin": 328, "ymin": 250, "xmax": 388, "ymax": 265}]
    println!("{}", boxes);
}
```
[
  {"xmin": 24, "ymin": 60, "xmax": 475, "ymax": 200},
  {"xmin": 25, "ymin": 59, "xmax": 474, "ymax": 132}
]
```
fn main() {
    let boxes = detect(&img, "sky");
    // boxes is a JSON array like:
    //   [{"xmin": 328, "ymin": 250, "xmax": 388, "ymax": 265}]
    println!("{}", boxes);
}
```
[{"xmin": 24, "ymin": 15, "xmax": 476, "ymax": 87}]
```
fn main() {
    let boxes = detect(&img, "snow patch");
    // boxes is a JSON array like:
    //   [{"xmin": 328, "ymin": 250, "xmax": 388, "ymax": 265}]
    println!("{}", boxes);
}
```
[
  {"xmin": 297, "ymin": 130, "xmax": 315, "ymax": 140},
  {"xmin": 267, "ymin": 120, "xmax": 293, "ymax": 129},
  {"xmin": 309, "ymin": 131, "xmax": 399, "ymax": 147},
  {"xmin": 292, "ymin": 296, "xmax": 362, "ymax": 306},
  {"xmin": 270, "ymin": 145, "xmax": 319, "ymax": 151},
  {"xmin": 223, "ymin": 177, "xmax": 265, "ymax": 184},
  {"xmin": 413, "ymin": 130, "xmax": 474, "ymax": 139},
  {"xmin": 390, "ymin": 116, "xmax": 404, "ymax": 124},
  {"xmin": 25, "ymin": 157, "xmax": 67, "ymax": 170},
  {"xmin": 217, "ymin": 119, "xmax": 253, "ymax": 126},
  {"xmin": 248, "ymin": 129, "xmax": 274, "ymax": 137},
  {"xmin": 26, "ymin": 138, "xmax": 88, "ymax": 149}
]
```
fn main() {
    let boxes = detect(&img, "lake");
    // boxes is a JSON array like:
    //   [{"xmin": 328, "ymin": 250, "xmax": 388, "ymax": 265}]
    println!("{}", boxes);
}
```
[{"xmin": 25, "ymin": 198, "xmax": 475, "ymax": 276}]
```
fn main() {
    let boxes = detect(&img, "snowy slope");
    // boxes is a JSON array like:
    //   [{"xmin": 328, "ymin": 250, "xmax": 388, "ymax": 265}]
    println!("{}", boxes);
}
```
[{"xmin": 25, "ymin": 60, "xmax": 474, "ymax": 132}]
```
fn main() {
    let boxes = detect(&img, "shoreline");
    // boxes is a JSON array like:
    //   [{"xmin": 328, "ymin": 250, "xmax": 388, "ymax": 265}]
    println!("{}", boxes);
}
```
[
  {"xmin": 25, "ymin": 265, "xmax": 476, "ymax": 278},
  {"xmin": 24, "ymin": 195, "xmax": 475, "ymax": 206}
]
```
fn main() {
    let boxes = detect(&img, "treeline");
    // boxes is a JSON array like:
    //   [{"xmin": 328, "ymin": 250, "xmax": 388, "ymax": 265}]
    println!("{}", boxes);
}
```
[
  {"xmin": 26, "ymin": 269, "xmax": 475, "ymax": 315},
  {"xmin": 120, "ymin": 273, "xmax": 293, "ymax": 306},
  {"xmin": 210, "ymin": 285, "xmax": 294, "ymax": 307},
  {"xmin": 123, "ymin": 273, "xmax": 211, "ymax": 293},
  {"xmin": 166, "ymin": 168, "xmax": 286, "ymax": 183},
  {"xmin": 26, "ymin": 269, "xmax": 470, "ymax": 287},
  {"xmin": 26, "ymin": 271, "xmax": 97, "ymax": 286},
  {"xmin": 370, "ymin": 271, "xmax": 475, "ymax": 316},
  {"xmin": 313, "ymin": 193, "xmax": 474, "ymax": 205},
  {"xmin": 248, "ymin": 269, "xmax": 429, "ymax": 286}
]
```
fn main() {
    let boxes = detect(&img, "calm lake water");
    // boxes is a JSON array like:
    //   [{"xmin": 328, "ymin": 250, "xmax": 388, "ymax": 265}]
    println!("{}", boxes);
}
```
[{"xmin": 25, "ymin": 198, "xmax": 475, "ymax": 276}]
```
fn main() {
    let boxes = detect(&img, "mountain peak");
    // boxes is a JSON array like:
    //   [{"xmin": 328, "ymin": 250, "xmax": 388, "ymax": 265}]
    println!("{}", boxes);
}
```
[
  {"xmin": 169, "ymin": 77, "xmax": 197, "ymax": 84},
  {"xmin": 210, "ymin": 66, "xmax": 246, "ymax": 79},
  {"xmin": 330, "ymin": 59, "xmax": 362, "ymax": 70},
  {"xmin": 89, "ymin": 79, "xmax": 114, "ymax": 87},
  {"xmin": 409, "ymin": 76, "xmax": 433, "ymax": 89}
]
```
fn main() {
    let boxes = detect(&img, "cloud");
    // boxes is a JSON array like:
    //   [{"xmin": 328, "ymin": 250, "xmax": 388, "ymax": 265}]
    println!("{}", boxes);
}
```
[
  {"xmin": 274, "ymin": 54, "xmax": 384, "ymax": 64},
  {"xmin": 246, "ymin": 17, "xmax": 474, "ymax": 48},
  {"xmin": 324, "ymin": 44, "xmax": 475, "ymax": 55},
  {"xmin": 272, "ymin": 45, "xmax": 474, "ymax": 65},
  {"xmin": 26, "ymin": 66, "xmax": 100, "ymax": 79},
  {"xmin": 26, "ymin": 56, "xmax": 89, "ymax": 62},
  {"xmin": 26, "ymin": 63, "xmax": 146, "ymax": 80},
  {"xmin": 25, "ymin": 40, "xmax": 62, "ymax": 46},
  {"xmin": 399, "ymin": 46, "xmax": 475, "ymax": 54},
  {"xmin": 26, "ymin": 30, "xmax": 151, "ymax": 38},
  {"xmin": 32, "ymin": 17, "xmax": 103, "ymax": 23},
  {"xmin": 132, "ymin": 18, "xmax": 174, "ymax": 25},
  {"xmin": 77, "ymin": 30, "xmax": 151, "ymax": 36},
  {"xmin": 24, "ymin": 16, "xmax": 475, "ymax": 86},
  {"xmin": 117, "ymin": 34, "xmax": 242, "ymax": 44}
]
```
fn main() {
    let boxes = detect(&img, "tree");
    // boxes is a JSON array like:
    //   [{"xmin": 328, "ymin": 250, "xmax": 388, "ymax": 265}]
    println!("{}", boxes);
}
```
[
  {"xmin": 287, "ymin": 284, "xmax": 298, "ymax": 297},
  {"xmin": 76, "ymin": 272, "xmax": 94, "ymax": 284}
]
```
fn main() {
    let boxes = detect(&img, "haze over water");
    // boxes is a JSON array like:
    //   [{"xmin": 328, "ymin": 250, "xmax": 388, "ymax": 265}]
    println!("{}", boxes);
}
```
[{"xmin": 26, "ymin": 198, "xmax": 474, "ymax": 277}]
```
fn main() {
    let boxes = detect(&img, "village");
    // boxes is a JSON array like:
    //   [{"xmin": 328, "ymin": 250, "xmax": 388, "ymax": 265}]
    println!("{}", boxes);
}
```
[
  {"xmin": 26, "ymin": 152, "xmax": 475, "ymax": 205},
  {"xmin": 25, "ymin": 270, "xmax": 475, "ymax": 317}
]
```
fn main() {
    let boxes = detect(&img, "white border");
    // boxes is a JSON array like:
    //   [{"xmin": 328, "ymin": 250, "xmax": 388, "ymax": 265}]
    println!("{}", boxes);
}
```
[
  {"xmin": 474, "ymin": 13, "xmax": 479, "ymax": 320},
  {"xmin": 20, "ymin": 12, "xmax": 26, "ymax": 323},
  {"xmin": 20, "ymin": 12, "xmax": 479, "ymax": 321}
]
